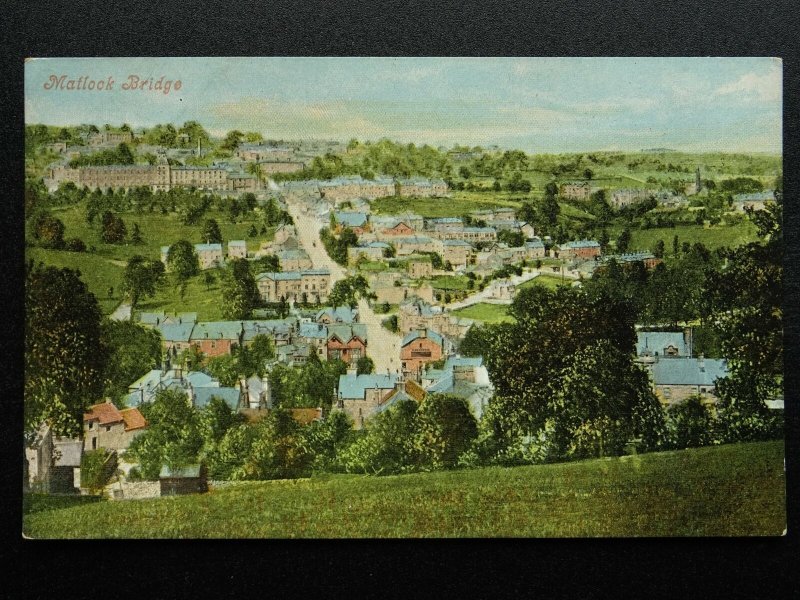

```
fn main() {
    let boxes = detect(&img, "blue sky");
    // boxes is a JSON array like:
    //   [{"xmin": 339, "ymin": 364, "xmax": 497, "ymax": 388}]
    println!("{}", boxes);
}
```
[{"xmin": 25, "ymin": 57, "xmax": 782, "ymax": 153}]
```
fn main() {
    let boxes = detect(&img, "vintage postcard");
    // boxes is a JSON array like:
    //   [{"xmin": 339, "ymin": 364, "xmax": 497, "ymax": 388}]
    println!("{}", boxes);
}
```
[{"xmin": 23, "ymin": 57, "xmax": 785, "ymax": 538}]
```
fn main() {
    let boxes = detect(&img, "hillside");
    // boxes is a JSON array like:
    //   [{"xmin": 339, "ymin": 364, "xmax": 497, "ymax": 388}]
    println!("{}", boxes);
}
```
[{"xmin": 23, "ymin": 441, "xmax": 786, "ymax": 538}]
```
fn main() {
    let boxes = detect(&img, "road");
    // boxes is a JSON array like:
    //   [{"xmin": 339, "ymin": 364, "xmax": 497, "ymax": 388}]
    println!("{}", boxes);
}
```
[
  {"xmin": 286, "ymin": 197, "xmax": 403, "ymax": 375},
  {"xmin": 109, "ymin": 302, "xmax": 132, "ymax": 321}
]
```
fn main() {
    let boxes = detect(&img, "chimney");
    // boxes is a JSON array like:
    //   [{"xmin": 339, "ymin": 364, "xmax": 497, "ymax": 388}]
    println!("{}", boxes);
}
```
[
  {"xmin": 698, "ymin": 354, "xmax": 705, "ymax": 372},
  {"xmin": 346, "ymin": 364, "xmax": 358, "ymax": 376}
]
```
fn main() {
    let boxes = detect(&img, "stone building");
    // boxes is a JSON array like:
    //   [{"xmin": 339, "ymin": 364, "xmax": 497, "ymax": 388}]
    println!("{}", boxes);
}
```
[
  {"xmin": 83, "ymin": 400, "xmax": 147, "ymax": 453},
  {"xmin": 335, "ymin": 371, "xmax": 399, "ymax": 430},
  {"xmin": 555, "ymin": 240, "xmax": 601, "ymax": 260},
  {"xmin": 256, "ymin": 269, "xmax": 331, "ymax": 303},
  {"xmin": 228, "ymin": 240, "xmax": 247, "ymax": 260}
]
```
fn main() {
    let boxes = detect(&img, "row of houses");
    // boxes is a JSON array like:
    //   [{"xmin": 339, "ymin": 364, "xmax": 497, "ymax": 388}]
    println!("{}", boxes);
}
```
[
  {"xmin": 160, "ymin": 240, "xmax": 247, "ymax": 270},
  {"xmin": 280, "ymin": 175, "xmax": 449, "ymax": 203}
]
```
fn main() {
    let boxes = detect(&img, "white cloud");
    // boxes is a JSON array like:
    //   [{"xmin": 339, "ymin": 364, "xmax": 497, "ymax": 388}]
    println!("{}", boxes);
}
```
[{"xmin": 715, "ymin": 67, "xmax": 782, "ymax": 102}]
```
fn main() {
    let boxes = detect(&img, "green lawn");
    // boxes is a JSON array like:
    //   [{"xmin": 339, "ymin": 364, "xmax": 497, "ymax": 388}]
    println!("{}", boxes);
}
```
[
  {"xmin": 22, "ymin": 441, "xmax": 786, "ymax": 538},
  {"xmin": 431, "ymin": 275, "xmax": 471, "ymax": 291},
  {"xmin": 357, "ymin": 260, "xmax": 389, "ymax": 272},
  {"xmin": 136, "ymin": 269, "xmax": 226, "ymax": 321},
  {"xmin": 371, "ymin": 193, "xmax": 522, "ymax": 218},
  {"xmin": 519, "ymin": 274, "xmax": 570, "ymax": 290},
  {"xmin": 451, "ymin": 302, "xmax": 514, "ymax": 323},
  {"xmin": 26, "ymin": 246, "xmax": 126, "ymax": 315},
  {"xmin": 48, "ymin": 202, "xmax": 275, "ymax": 264},
  {"xmin": 625, "ymin": 222, "xmax": 758, "ymax": 253}
]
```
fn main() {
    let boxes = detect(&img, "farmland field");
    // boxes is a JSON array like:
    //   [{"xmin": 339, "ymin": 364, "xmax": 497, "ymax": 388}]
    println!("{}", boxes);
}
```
[{"xmin": 22, "ymin": 441, "xmax": 786, "ymax": 538}]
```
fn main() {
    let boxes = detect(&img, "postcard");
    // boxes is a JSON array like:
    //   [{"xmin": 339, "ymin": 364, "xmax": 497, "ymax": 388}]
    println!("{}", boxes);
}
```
[{"xmin": 22, "ymin": 57, "xmax": 785, "ymax": 538}]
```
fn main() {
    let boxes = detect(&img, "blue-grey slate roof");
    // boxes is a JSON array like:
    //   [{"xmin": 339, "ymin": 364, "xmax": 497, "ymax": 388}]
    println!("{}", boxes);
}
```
[
  {"xmin": 192, "ymin": 387, "xmax": 241, "ymax": 410},
  {"xmin": 651, "ymin": 358, "xmax": 728, "ymax": 386},
  {"xmin": 402, "ymin": 329, "xmax": 444, "ymax": 348},
  {"xmin": 334, "ymin": 211, "xmax": 368, "ymax": 227},
  {"xmin": 637, "ymin": 331, "xmax": 688, "ymax": 357},
  {"xmin": 445, "ymin": 356, "xmax": 483, "ymax": 369},
  {"xmin": 338, "ymin": 373, "xmax": 397, "ymax": 400},
  {"xmin": 159, "ymin": 464, "xmax": 202, "ymax": 479},
  {"xmin": 159, "ymin": 322, "xmax": 195, "ymax": 343}
]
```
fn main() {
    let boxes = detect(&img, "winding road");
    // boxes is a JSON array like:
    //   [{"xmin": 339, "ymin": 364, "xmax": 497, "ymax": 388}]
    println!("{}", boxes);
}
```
[{"xmin": 285, "ymin": 196, "xmax": 402, "ymax": 375}]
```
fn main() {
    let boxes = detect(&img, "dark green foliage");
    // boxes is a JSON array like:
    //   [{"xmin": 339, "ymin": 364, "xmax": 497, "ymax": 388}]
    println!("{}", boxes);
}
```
[
  {"xmin": 236, "ymin": 409, "xmax": 312, "ymax": 480},
  {"xmin": 666, "ymin": 396, "xmax": 717, "ymax": 449},
  {"xmin": 320, "ymin": 226, "xmax": 358, "ymax": 266},
  {"xmin": 25, "ymin": 263, "xmax": 106, "ymax": 438},
  {"xmin": 222, "ymin": 258, "xmax": 260, "ymax": 319},
  {"xmin": 497, "ymin": 229, "xmax": 525, "ymax": 248},
  {"xmin": 327, "ymin": 275, "xmax": 374, "ymax": 309},
  {"xmin": 101, "ymin": 320, "xmax": 162, "ymax": 403},
  {"xmin": 356, "ymin": 356, "xmax": 375, "ymax": 375},
  {"xmin": 253, "ymin": 254, "xmax": 281, "ymax": 273},
  {"xmin": 127, "ymin": 388, "xmax": 204, "ymax": 479},
  {"xmin": 304, "ymin": 411, "xmax": 354, "ymax": 473},
  {"xmin": 616, "ymin": 227, "xmax": 631, "ymax": 254},
  {"xmin": 416, "ymin": 394, "xmax": 478, "ymax": 469},
  {"xmin": 167, "ymin": 240, "xmax": 200, "ymax": 281},
  {"xmin": 121, "ymin": 255, "xmax": 164, "ymax": 307},
  {"xmin": 31, "ymin": 213, "xmax": 66, "ymax": 249},
  {"xmin": 69, "ymin": 143, "xmax": 135, "ymax": 167},
  {"xmin": 201, "ymin": 219, "xmax": 222, "ymax": 244},
  {"xmin": 80, "ymin": 449, "xmax": 116, "ymax": 494},
  {"xmin": 100, "ymin": 211, "xmax": 127, "ymax": 244}
]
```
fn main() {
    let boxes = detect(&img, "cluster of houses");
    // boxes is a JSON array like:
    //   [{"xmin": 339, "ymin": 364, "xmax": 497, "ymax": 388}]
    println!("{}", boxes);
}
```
[
  {"xmin": 559, "ymin": 181, "xmax": 689, "ymax": 208},
  {"xmin": 280, "ymin": 174, "xmax": 449, "ymax": 204},
  {"xmin": 160, "ymin": 240, "xmax": 248, "ymax": 271}
]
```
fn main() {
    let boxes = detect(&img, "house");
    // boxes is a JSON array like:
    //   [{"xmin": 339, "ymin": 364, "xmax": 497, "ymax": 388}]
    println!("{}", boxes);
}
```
[
  {"xmin": 398, "ymin": 298, "xmax": 475, "ymax": 339},
  {"xmin": 648, "ymin": 356, "xmax": 728, "ymax": 406},
  {"xmin": 396, "ymin": 177, "xmax": 449, "ymax": 197},
  {"xmin": 83, "ymin": 400, "xmax": 148, "ymax": 453},
  {"xmin": 425, "ymin": 356, "xmax": 494, "ymax": 420},
  {"xmin": 326, "ymin": 324, "xmax": 368, "ymax": 364},
  {"xmin": 441, "ymin": 240, "xmax": 473, "ymax": 269},
  {"xmin": 488, "ymin": 278, "xmax": 515, "ymax": 301},
  {"xmin": 228, "ymin": 240, "xmax": 247, "ymax": 260},
  {"xmin": 273, "ymin": 224, "xmax": 297, "ymax": 246},
  {"xmin": 256, "ymin": 269, "xmax": 331, "ymax": 304},
  {"xmin": 317, "ymin": 306, "xmax": 359, "ymax": 325},
  {"xmin": 372, "ymin": 280, "xmax": 436, "ymax": 305},
  {"xmin": 610, "ymin": 188, "xmax": 654, "ymax": 209},
  {"xmin": 25, "ymin": 423, "xmax": 54, "ymax": 493},
  {"xmin": 335, "ymin": 371, "xmax": 400, "ymax": 429},
  {"xmin": 26, "ymin": 424, "xmax": 85, "ymax": 494},
  {"xmin": 125, "ymin": 368, "xmax": 242, "ymax": 411},
  {"xmin": 427, "ymin": 217, "xmax": 464, "ymax": 233},
  {"xmin": 241, "ymin": 318, "xmax": 297, "ymax": 348},
  {"xmin": 347, "ymin": 242, "xmax": 390, "ymax": 264},
  {"xmin": 277, "ymin": 249, "xmax": 313, "ymax": 271},
  {"xmin": 159, "ymin": 464, "xmax": 208, "ymax": 496},
  {"xmin": 276, "ymin": 342, "xmax": 314, "ymax": 367},
  {"xmin": 381, "ymin": 221, "xmax": 416, "ymax": 237},
  {"xmin": 193, "ymin": 243, "xmax": 224, "ymax": 270},
  {"xmin": 238, "ymin": 374, "xmax": 272, "ymax": 409},
  {"xmin": 334, "ymin": 211, "xmax": 369, "ymax": 234},
  {"xmin": 189, "ymin": 321, "xmax": 244, "ymax": 357},
  {"xmin": 406, "ymin": 254, "xmax": 434, "ymax": 278},
  {"xmin": 524, "ymin": 238, "xmax": 546, "ymax": 259},
  {"xmin": 433, "ymin": 227, "xmax": 498, "ymax": 243},
  {"xmin": 560, "ymin": 181, "xmax": 593, "ymax": 200},
  {"xmin": 732, "ymin": 190, "xmax": 775, "ymax": 212},
  {"xmin": 392, "ymin": 235, "xmax": 439, "ymax": 257},
  {"xmin": 555, "ymin": 240, "xmax": 601, "ymax": 260},
  {"xmin": 600, "ymin": 252, "xmax": 662, "ymax": 270},
  {"xmin": 401, "ymin": 328, "xmax": 448, "ymax": 379},
  {"xmin": 297, "ymin": 321, "xmax": 331, "ymax": 359},
  {"xmin": 636, "ymin": 330, "xmax": 692, "ymax": 359}
]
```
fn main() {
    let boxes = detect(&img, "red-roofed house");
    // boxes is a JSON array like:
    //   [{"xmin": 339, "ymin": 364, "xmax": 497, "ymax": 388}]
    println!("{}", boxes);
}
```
[{"xmin": 83, "ymin": 400, "xmax": 148, "ymax": 453}]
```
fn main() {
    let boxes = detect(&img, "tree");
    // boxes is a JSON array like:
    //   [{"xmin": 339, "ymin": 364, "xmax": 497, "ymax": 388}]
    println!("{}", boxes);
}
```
[
  {"xmin": 25, "ymin": 263, "xmax": 106, "ymax": 438},
  {"xmin": 616, "ymin": 227, "xmax": 631, "ymax": 254},
  {"xmin": 130, "ymin": 222, "xmax": 143, "ymax": 244},
  {"xmin": 101, "ymin": 321, "xmax": 162, "ymax": 403},
  {"xmin": 416, "ymin": 393, "xmax": 478, "ymax": 469},
  {"xmin": 542, "ymin": 192, "xmax": 560, "ymax": 226},
  {"xmin": 201, "ymin": 219, "xmax": 222, "ymax": 244},
  {"xmin": 31, "ymin": 213, "xmax": 66, "ymax": 249},
  {"xmin": 666, "ymin": 396, "xmax": 717, "ymax": 449},
  {"xmin": 205, "ymin": 354, "xmax": 240, "ymax": 387},
  {"xmin": 237, "ymin": 409, "xmax": 311, "ymax": 480},
  {"xmin": 304, "ymin": 411, "xmax": 354, "ymax": 472},
  {"xmin": 583, "ymin": 168, "xmax": 594, "ymax": 180},
  {"xmin": 222, "ymin": 258, "xmax": 261, "ymax": 319},
  {"xmin": 121, "ymin": 255, "xmax": 165, "ymax": 308},
  {"xmin": 356, "ymin": 356, "xmax": 375, "ymax": 375},
  {"xmin": 327, "ymin": 275, "xmax": 374, "ymax": 309},
  {"xmin": 101, "ymin": 211, "xmax": 127, "ymax": 244},
  {"xmin": 672, "ymin": 234, "xmax": 679, "ymax": 256},
  {"xmin": 127, "ymin": 388, "xmax": 204, "ymax": 479},
  {"xmin": 203, "ymin": 271, "xmax": 217, "ymax": 291},
  {"xmin": 221, "ymin": 130, "xmax": 244, "ymax": 152},
  {"xmin": 167, "ymin": 240, "xmax": 200, "ymax": 281},
  {"xmin": 178, "ymin": 345, "xmax": 205, "ymax": 371},
  {"xmin": 652, "ymin": 239, "xmax": 665, "ymax": 259}
]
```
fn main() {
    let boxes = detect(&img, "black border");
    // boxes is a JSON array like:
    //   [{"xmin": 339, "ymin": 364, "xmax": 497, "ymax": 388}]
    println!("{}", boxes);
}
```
[{"xmin": 2, "ymin": 1, "xmax": 799, "ymax": 598}]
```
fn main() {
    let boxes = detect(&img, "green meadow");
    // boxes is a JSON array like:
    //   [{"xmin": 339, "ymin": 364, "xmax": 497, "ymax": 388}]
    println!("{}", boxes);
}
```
[
  {"xmin": 624, "ymin": 222, "xmax": 758, "ymax": 254},
  {"xmin": 451, "ymin": 302, "xmax": 513, "ymax": 323},
  {"xmin": 22, "ymin": 441, "xmax": 786, "ymax": 538}
]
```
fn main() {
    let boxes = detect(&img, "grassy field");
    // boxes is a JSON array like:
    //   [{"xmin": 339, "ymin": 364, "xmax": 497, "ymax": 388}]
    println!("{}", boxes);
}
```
[
  {"xmin": 625, "ymin": 222, "xmax": 758, "ymax": 253},
  {"xmin": 136, "ymin": 269, "xmax": 226, "ymax": 321},
  {"xmin": 431, "ymin": 275, "xmax": 472, "ymax": 291},
  {"xmin": 451, "ymin": 302, "xmax": 514, "ymax": 323},
  {"xmin": 371, "ymin": 192, "xmax": 522, "ymax": 218},
  {"xmin": 22, "ymin": 441, "xmax": 786, "ymax": 538},
  {"xmin": 519, "ymin": 274, "xmax": 570, "ymax": 290},
  {"xmin": 26, "ymin": 246, "xmax": 126, "ymax": 314}
]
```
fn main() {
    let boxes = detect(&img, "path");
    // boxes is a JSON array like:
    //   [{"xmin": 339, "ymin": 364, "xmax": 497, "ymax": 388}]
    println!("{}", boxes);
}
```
[
  {"xmin": 285, "ymin": 196, "xmax": 402, "ymax": 374},
  {"xmin": 109, "ymin": 302, "xmax": 132, "ymax": 321}
]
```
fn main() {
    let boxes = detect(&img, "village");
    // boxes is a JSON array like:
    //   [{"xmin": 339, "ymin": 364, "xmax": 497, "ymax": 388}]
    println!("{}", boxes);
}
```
[{"xmin": 24, "ymin": 122, "xmax": 783, "ymax": 500}]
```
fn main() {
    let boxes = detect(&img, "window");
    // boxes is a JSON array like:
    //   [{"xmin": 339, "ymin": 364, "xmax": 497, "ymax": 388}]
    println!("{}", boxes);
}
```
[
  {"xmin": 88, "ymin": 421, "xmax": 94, "ymax": 430},
  {"xmin": 106, "ymin": 426, "xmax": 111, "ymax": 432},
  {"xmin": 92, "ymin": 438, "xmax": 97, "ymax": 450}
]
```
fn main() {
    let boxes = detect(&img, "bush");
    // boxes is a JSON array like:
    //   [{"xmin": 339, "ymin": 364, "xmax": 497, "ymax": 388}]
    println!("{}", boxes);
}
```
[
  {"xmin": 65, "ymin": 238, "xmax": 87, "ymax": 252},
  {"xmin": 80, "ymin": 449, "xmax": 117, "ymax": 493}
]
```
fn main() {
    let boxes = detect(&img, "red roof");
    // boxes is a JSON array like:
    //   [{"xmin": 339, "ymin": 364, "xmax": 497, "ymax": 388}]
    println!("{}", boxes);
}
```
[
  {"xmin": 120, "ymin": 408, "xmax": 147, "ymax": 431},
  {"xmin": 83, "ymin": 401, "xmax": 123, "ymax": 425}
]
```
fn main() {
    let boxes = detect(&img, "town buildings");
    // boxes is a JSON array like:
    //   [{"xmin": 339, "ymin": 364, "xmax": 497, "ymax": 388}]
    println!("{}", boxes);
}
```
[
  {"xmin": 400, "ymin": 328, "xmax": 449, "ymax": 379},
  {"xmin": 83, "ymin": 400, "xmax": 147, "ymax": 453},
  {"xmin": 255, "ymin": 269, "xmax": 331, "ymax": 303},
  {"xmin": 555, "ymin": 240, "xmax": 601, "ymax": 260}
]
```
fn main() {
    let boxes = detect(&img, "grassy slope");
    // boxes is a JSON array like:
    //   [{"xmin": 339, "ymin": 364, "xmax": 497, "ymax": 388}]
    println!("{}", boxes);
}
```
[
  {"xmin": 23, "ymin": 441, "xmax": 786, "ymax": 538},
  {"xmin": 451, "ymin": 302, "xmax": 513, "ymax": 323},
  {"xmin": 626, "ymin": 222, "xmax": 758, "ymax": 253},
  {"xmin": 518, "ymin": 274, "xmax": 569, "ymax": 291}
]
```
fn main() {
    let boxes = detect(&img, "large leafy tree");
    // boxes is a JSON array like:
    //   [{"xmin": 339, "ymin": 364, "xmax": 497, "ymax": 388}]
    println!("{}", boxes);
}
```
[
  {"xmin": 201, "ymin": 218, "xmax": 223, "ymax": 244},
  {"xmin": 327, "ymin": 275, "xmax": 374, "ymax": 309},
  {"xmin": 100, "ymin": 210, "xmax": 127, "ymax": 244},
  {"xmin": 128, "ymin": 388, "xmax": 204, "ymax": 479},
  {"xmin": 167, "ymin": 240, "xmax": 200, "ymax": 281},
  {"xmin": 25, "ymin": 263, "xmax": 107, "ymax": 438},
  {"xmin": 121, "ymin": 255, "xmax": 165, "ymax": 308},
  {"xmin": 222, "ymin": 258, "xmax": 260, "ymax": 319},
  {"xmin": 237, "ymin": 409, "xmax": 311, "ymax": 480},
  {"xmin": 101, "ymin": 321, "xmax": 162, "ymax": 404},
  {"xmin": 416, "ymin": 394, "xmax": 478, "ymax": 469}
]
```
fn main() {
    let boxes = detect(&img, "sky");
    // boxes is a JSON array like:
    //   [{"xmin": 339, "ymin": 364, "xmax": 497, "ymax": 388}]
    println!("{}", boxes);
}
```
[{"xmin": 25, "ymin": 57, "xmax": 782, "ymax": 154}]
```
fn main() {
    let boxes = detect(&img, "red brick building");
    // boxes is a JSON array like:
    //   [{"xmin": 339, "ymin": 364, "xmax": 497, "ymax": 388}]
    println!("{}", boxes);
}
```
[
  {"xmin": 326, "ymin": 324, "xmax": 368, "ymax": 364},
  {"xmin": 400, "ymin": 328, "xmax": 446, "ymax": 379}
]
